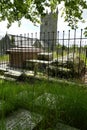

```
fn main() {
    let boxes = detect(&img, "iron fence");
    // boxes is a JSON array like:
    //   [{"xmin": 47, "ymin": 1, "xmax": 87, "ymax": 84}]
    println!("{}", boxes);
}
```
[{"xmin": 0, "ymin": 30, "xmax": 86, "ymax": 81}]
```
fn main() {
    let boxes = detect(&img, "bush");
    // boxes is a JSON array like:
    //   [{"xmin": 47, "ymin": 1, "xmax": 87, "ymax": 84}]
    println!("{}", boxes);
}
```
[
  {"xmin": 46, "ymin": 66, "xmax": 73, "ymax": 79},
  {"xmin": 49, "ymin": 56, "xmax": 86, "ymax": 79},
  {"xmin": 73, "ymin": 57, "xmax": 85, "ymax": 75}
]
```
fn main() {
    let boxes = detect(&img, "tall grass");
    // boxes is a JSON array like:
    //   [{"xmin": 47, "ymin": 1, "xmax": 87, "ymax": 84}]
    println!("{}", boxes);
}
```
[{"xmin": 0, "ymin": 79, "xmax": 86, "ymax": 129}]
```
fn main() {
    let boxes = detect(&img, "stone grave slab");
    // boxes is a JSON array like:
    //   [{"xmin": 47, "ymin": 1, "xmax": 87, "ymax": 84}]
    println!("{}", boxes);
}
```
[
  {"xmin": 38, "ymin": 52, "xmax": 53, "ymax": 61},
  {"xmin": 55, "ymin": 122, "xmax": 80, "ymax": 130},
  {"xmin": 5, "ymin": 109, "xmax": 42, "ymax": 130},
  {"xmin": 35, "ymin": 93, "xmax": 59, "ymax": 109}
]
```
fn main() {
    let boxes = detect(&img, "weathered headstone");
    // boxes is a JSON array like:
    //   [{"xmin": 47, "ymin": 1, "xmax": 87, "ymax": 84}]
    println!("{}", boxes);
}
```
[
  {"xmin": 38, "ymin": 52, "xmax": 53, "ymax": 61},
  {"xmin": 55, "ymin": 122, "xmax": 80, "ymax": 130},
  {"xmin": 5, "ymin": 109, "xmax": 42, "ymax": 130},
  {"xmin": 35, "ymin": 93, "xmax": 59, "ymax": 109}
]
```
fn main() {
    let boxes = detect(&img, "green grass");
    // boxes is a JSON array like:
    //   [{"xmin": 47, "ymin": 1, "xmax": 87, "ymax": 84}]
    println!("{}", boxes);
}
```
[
  {"xmin": 0, "ymin": 78, "xmax": 87, "ymax": 129},
  {"xmin": 53, "ymin": 51, "xmax": 67, "ymax": 59},
  {"xmin": 0, "ymin": 55, "xmax": 9, "ymax": 62},
  {"xmin": 80, "ymin": 53, "xmax": 87, "ymax": 66}
]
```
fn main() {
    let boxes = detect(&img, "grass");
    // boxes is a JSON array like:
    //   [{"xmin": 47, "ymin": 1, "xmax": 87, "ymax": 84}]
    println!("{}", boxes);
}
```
[
  {"xmin": 0, "ymin": 78, "xmax": 86, "ymax": 129},
  {"xmin": 53, "ymin": 51, "xmax": 67, "ymax": 59},
  {"xmin": 0, "ymin": 55, "xmax": 9, "ymax": 62},
  {"xmin": 80, "ymin": 53, "xmax": 87, "ymax": 66}
]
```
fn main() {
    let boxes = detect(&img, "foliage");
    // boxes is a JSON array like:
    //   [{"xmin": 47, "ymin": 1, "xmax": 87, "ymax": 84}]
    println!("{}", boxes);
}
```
[
  {"xmin": 0, "ymin": 0, "xmax": 87, "ymax": 28},
  {"xmin": 47, "ymin": 56, "xmax": 86, "ymax": 79},
  {"xmin": 47, "ymin": 65, "xmax": 73, "ymax": 78}
]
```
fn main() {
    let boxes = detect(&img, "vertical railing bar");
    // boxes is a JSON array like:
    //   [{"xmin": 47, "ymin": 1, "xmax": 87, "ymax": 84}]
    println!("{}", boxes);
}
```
[
  {"xmin": 43, "ymin": 32, "xmax": 46, "ymax": 76},
  {"xmin": 73, "ymin": 29, "xmax": 76, "ymax": 63},
  {"xmin": 27, "ymin": 33, "xmax": 29, "ymax": 71},
  {"xmin": 17, "ymin": 34, "xmax": 18, "ymax": 70},
  {"xmin": 67, "ymin": 30, "xmax": 70, "ymax": 77},
  {"xmin": 6, "ymin": 34, "xmax": 8, "ymax": 71},
  {"xmin": 43, "ymin": 32, "xmax": 45, "ymax": 53},
  {"xmin": 24, "ymin": 33, "xmax": 26, "ymax": 70},
  {"xmin": 85, "ymin": 41, "xmax": 87, "ymax": 68},
  {"xmin": 62, "ymin": 31, "xmax": 65, "ymax": 76},
  {"xmin": 2, "ymin": 35, "xmax": 4, "ymax": 68},
  {"xmin": 57, "ymin": 31, "xmax": 59, "ymax": 76},
  {"xmin": 78, "ymin": 29, "xmax": 83, "ymax": 76},
  {"xmin": 20, "ymin": 34, "xmax": 23, "ymax": 71},
  {"xmin": 67, "ymin": 30, "xmax": 70, "ymax": 61},
  {"xmin": 52, "ymin": 32, "xmax": 55, "ymax": 61},
  {"xmin": 48, "ymin": 32, "xmax": 50, "ymax": 81},
  {"xmin": 73, "ymin": 29, "xmax": 76, "ymax": 78},
  {"xmin": 35, "ymin": 32, "xmax": 38, "ymax": 76},
  {"xmin": 31, "ymin": 33, "xmax": 33, "ymax": 76},
  {"xmin": 4, "ymin": 33, "xmax": 8, "ymax": 67},
  {"xmin": 57, "ymin": 31, "xmax": 59, "ymax": 62}
]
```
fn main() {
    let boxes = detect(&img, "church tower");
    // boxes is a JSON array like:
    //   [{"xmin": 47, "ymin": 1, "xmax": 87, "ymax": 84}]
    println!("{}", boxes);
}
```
[{"xmin": 40, "ymin": 10, "xmax": 58, "ymax": 50}]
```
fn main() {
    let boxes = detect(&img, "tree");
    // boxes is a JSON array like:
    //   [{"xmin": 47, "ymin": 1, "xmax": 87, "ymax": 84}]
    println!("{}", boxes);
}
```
[{"xmin": 0, "ymin": 0, "xmax": 87, "ymax": 29}]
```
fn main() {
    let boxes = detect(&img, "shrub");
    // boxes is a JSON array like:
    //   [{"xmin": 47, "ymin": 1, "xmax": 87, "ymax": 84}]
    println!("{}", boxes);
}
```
[
  {"xmin": 46, "ymin": 66, "xmax": 73, "ymax": 79},
  {"xmin": 73, "ymin": 57, "xmax": 85, "ymax": 75},
  {"xmin": 49, "ymin": 56, "xmax": 86, "ymax": 79}
]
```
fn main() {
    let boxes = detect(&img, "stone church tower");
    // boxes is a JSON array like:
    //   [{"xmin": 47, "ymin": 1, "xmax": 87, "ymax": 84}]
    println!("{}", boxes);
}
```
[{"xmin": 40, "ymin": 10, "xmax": 58, "ymax": 50}]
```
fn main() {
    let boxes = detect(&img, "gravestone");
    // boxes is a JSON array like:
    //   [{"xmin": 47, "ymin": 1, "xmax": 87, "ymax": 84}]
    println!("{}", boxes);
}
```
[
  {"xmin": 55, "ymin": 122, "xmax": 80, "ymax": 130},
  {"xmin": 5, "ymin": 109, "xmax": 42, "ymax": 130},
  {"xmin": 35, "ymin": 93, "xmax": 59, "ymax": 109},
  {"xmin": 7, "ymin": 47, "xmax": 42, "ymax": 68},
  {"xmin": 38, "ymin": 52, "xmax": 53, "ymax": 61}
]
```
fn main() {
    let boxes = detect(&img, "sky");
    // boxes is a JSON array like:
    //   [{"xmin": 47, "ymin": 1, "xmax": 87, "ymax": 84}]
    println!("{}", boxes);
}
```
[
  {"xmin": 0, "ymin": 15, "xmax": 86, "ymax": 36},
  {"xmin": 0, "ymin": 12, "xmax": 86, "ymax": 47}
]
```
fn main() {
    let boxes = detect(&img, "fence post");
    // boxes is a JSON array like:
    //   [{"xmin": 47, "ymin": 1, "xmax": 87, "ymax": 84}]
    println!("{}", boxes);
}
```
[{"xmin": 86, "ymin": 48, "xmax": 87, "ymax": 58}]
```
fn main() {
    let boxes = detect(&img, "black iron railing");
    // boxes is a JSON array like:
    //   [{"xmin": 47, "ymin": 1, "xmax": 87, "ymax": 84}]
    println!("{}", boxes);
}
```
[{"xmin": 0, "ymin": 30, "xmax": 86, "ymax": 80}]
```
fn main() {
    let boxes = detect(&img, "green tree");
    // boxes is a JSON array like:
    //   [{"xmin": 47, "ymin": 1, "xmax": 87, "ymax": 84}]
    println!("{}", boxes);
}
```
[{"xmin": 0, "ymin": 0, "xmax": 87, "ymax": 28}]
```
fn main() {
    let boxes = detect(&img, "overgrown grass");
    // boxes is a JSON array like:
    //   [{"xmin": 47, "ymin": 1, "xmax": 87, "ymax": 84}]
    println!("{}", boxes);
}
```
[{"xmin": 0, "ymin": 78, "xmax": 87, "ymax": 129}]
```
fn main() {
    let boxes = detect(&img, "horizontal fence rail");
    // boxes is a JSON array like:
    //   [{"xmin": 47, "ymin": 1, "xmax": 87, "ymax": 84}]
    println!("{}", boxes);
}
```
[{"xmin": 0, "ymin": 30, "xmax": 86, "ymax": 81}]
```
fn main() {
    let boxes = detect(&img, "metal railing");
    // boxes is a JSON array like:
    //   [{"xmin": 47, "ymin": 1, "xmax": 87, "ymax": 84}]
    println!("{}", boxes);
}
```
[{"xmin": 0, "ymin": 30, "xmax": 86, "ymax": 80}]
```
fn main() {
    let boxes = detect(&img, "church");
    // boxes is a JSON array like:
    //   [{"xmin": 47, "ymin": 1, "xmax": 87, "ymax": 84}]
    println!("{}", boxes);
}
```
[{"xmin": 40, "ymin": 9, "xmax": 58, "ymax": 50}]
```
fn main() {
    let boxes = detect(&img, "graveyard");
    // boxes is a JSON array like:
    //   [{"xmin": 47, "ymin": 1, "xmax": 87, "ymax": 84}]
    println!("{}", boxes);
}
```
[
  {"xmin": 0, "ymin": 8, "xmax": 86, "ymax": 130},
  {"xmin": 0, "ymin": 78, "xmax": 86, "ymax": 130},
  {"xmin": 0, "ymin": 46, "xmax": 86, "ymax": 130},
  {"xmin": 0, "ymin": 35, "xmax": 86, "ymax": 83},
  {"xmin": 0, "ymin": 30, "xmax": 86, "ymax": 130},
  {"xmin": 0, "ymin": 37, "xmax": 86, "ymax": 130}
]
